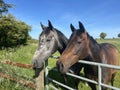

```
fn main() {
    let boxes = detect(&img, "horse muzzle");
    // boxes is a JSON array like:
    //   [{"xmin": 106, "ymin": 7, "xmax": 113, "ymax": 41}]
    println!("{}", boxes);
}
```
[
  {"xmin": 56, "ymin": 60, "xmax": 68, "ymax": 74},
  {"xmin": 32, "ymin": 59, "xmax": 44, "ymax": 78}
]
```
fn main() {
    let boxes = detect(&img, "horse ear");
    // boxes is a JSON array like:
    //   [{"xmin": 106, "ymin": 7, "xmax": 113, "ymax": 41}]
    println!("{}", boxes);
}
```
[
  {"xmin": 48, "ymin": 20, "xmax": 53, "ymax": 30},
  {"xmin": 40, "ymin": 22, "xmax": 46, "ymax": 30},
  {"xmin": 78, "ymin": 21, "xmax": 85, "ymax": 32},
  {"xmin": 70, "ymin": 24, "xmax": 76, "ymax": 32}
]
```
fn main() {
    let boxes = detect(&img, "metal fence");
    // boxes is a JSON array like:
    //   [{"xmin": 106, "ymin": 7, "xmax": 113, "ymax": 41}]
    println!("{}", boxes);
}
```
[{"xmin": 45, "ymin": 56, "xmax": 120, "ymax": 90}]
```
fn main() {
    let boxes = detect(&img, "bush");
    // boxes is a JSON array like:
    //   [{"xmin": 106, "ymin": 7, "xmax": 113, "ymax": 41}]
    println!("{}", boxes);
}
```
[{"xmin": 0, "ymin": 14, "xmax": 31, "ymax": 48}]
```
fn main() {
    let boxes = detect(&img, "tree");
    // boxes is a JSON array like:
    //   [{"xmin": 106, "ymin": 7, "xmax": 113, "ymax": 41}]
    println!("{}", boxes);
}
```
[
  {"xmin": 118, "ymin": 33, "xmax": 120, "ymax": 38},
  {"xmin": 0, "ymin": 14, "xmax": 31, "ymax": 48},
  {"xmin": 0, "ymin": 0, "xmax": 14, "ymax": 17},
  {"xmin": 100, "ymin": 32, "xmax": 107, "ymax": 39}
]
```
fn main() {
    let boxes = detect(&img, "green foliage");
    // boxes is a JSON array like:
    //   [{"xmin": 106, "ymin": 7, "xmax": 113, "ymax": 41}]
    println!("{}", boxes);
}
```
[
  {"xmin": 100, "ymin": 32, "xmax": 107, "ymax": 39},
  {"xmin": 118, "ymin": 33, "xmax": 120, "ymax": 38},
  {"xmin": 0, "ymin": 14, "xmax": 31, "ymax": 48}
]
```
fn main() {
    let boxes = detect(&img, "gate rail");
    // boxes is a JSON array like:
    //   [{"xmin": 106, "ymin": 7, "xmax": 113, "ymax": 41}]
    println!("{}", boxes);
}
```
[{"xmin": 45, "ymin": 56, "xmax": 120, "ymax": 90}]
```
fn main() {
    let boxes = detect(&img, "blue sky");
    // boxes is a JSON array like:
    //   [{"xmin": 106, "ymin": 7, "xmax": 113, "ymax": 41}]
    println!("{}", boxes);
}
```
[{"xmin": 6, "ymin": 0, "xmax": 120, "ymax": 39}]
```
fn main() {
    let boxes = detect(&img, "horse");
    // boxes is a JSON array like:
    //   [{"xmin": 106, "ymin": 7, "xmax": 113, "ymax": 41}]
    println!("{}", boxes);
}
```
[
  {"xmin": 32, "ymin": 20, "xmax": 81, "ymax": 89},
  {"xmin": 57, "ymin": 21, "xmax": 119, "ymax": 90},
  {"xmin": 32, "ymin": 20, "xmax": 68, "ymax": 77}
]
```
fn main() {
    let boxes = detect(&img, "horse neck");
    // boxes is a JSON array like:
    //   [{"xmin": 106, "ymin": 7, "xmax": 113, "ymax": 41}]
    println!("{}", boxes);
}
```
[
  {"xmin": 56, "ymin": 30, "xmax": 68, "ymax": 54},
  {"xmin": 88, "ymin": 35, "xmax": 101, "ymax": 62}
]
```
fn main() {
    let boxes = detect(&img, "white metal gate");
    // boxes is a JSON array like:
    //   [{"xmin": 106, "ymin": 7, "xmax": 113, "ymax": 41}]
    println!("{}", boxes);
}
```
[{"xmin": 45, "ymin": 56, "xmax": 120, "ymax": 90}]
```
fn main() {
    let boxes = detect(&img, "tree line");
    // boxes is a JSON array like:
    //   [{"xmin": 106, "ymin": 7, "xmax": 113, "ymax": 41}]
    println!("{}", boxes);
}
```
[{"xmin": 100, "ymin": 32, "xmax": 120, "ymax": 39}]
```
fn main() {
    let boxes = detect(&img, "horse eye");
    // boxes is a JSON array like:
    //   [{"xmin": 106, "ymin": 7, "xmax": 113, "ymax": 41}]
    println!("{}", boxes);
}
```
[
  {"xmin": 77, "ymin": 41, "xmax": 81, "ymax": 44},
  {"xmin": 46, "ymin": 39, "xmax": 51, "ymax": 42}
]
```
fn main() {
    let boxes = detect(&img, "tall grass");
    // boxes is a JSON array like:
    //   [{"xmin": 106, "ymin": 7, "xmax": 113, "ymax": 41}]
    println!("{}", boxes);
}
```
[
  {"xmin": 0, "ymin": 39, "xmax": 120, "ymax": 90},
  {"xmin": 0, "ymin": 43, "xmax": 37, "ymax": 90}
]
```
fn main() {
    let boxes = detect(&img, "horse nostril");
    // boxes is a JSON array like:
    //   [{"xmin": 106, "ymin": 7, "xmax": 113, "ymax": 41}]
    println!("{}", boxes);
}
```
[
  {"xmin": 33, "ymin": 59, "xmax": 37, "ymax": 70},
  {"xmin": 33, "ymin": 66, "xmax": 36, "ymax": 70},
  {"xmin": 57, "ymin": 61, "xmax": 64, "ymax": 72}
]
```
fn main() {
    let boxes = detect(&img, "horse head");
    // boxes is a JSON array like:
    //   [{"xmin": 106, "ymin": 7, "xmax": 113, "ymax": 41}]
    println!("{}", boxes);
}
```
[
  {"xmin": 33, "ymin": 20, "xmax": 61, "ymax": 77},
  {"xmin": 57, "ymin": 21, "xmax": 90, "ymax": 74}
]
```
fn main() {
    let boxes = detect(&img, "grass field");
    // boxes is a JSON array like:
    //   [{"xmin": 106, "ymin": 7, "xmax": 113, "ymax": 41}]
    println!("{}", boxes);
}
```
[
  {"xmin": 0, "ymin": 39, "xmax": 120, "ymax": 90},
  {"xmin": 0, "ymin": 43, "xmax": 37, "ymax": 90}
]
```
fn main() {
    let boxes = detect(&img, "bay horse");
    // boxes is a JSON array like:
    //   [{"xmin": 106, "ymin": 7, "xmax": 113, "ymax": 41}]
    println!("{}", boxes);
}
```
[
  {"xmin": 32, "ymin": 20, "xmax": 81, "ymax": 89},
  {"xmin": 57, "ymin": 21, "xmax": 119, "ymax": 90}
]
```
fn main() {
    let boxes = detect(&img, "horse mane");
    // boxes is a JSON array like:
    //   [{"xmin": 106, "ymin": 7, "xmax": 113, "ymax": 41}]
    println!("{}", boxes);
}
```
[
  {"xmin": 56, "ymin": 29, "xmax": 68, "ymax": 42},
  {"xmin": 87, "ymin": 33, "xmax": 100, "ymax": 49},
  {"xmin": 54, "ymin": 28, "xmax": 68, "ymax": 53},
  {"xmin": 87, "ymin": 33, "xmax": 97, "ymax": 44}
]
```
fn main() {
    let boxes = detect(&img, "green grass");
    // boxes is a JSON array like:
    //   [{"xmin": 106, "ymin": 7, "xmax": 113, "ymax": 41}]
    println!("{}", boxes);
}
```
[
  {"xmin": 0, "ymin": 39, "xmax": 120, "ymax": 90},
  {"xmin": 0, "ymin": 43, "xmax": 37, "ymax": 90}
]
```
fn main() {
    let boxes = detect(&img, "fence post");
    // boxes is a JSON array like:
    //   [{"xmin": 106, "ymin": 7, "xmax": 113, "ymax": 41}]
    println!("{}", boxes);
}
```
[
  {"xmin": 45, "ymin": 59, "xmax": 49, "ymax": 90},
  {"xmin": 98, "ymin": 65, "xmax": 101, "ymax": 90},
  {"xmin": 35, "ymin": 69, "xmax": 44, "ymax": 90}
]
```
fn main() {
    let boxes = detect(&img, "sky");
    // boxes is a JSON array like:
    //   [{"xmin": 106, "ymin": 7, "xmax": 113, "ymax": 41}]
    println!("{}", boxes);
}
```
[{"xmin": 5, "ymin": 0, "xmax": 120, "ymax": 39}]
